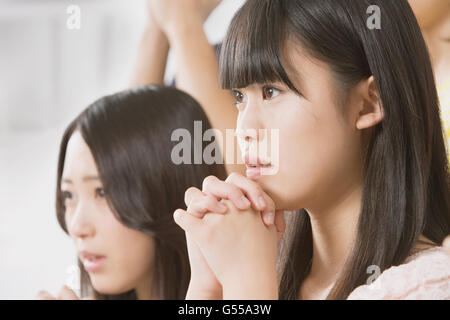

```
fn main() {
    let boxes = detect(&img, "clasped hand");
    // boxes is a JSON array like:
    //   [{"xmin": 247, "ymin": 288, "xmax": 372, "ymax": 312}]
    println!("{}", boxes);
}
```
[{"xmin": 174, "ymin": 173, "xmax": 286, "ymax": 300}]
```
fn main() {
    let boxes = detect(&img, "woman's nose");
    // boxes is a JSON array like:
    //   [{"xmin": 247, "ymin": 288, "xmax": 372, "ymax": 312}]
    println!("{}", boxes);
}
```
[
  {"xmin": 236, "ymin": 100, "xmax": 263, "ymax": 143},
  {"xmin": 67, "ymin": 202, "xmax": 95, "ymax": 240},
  {"xmin": 236, "ymin": 127, "xmax": 258, "ymax": 143}
]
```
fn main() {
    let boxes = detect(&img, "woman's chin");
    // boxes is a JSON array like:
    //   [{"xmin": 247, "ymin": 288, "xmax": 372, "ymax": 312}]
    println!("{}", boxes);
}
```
[
  {"xmin": 90, "ymin": 275, "xmax": 134, "ymax": 295},
  {"xmin": 252, "ymin": 176, "xmax": 297, "ymax": 210}
]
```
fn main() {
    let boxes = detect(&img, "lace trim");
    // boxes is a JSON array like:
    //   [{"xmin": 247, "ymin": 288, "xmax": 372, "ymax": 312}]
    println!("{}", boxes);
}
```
[{"xmin": 347, "ymin": 246, "xmax": 450, "ymax": 300}]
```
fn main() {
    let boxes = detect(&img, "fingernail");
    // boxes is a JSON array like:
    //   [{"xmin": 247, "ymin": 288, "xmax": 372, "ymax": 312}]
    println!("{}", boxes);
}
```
[
  {"xmin": 258, "ymin": 196, "xmax": 266, "ymax": 209},
  {"xmin": 266, "ymin": 212, "xmax": 275, "ymax": 225},
  {"xmin": 240, "ymin": 196, "xmax": 251, "ymax": 207},
  {"xmin": 173, "ymin": 210, "xmax": 182, "ymax": 218}
]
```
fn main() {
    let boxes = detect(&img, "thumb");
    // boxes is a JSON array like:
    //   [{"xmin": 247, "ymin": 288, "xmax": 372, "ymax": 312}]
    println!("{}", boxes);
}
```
[
  {"xmin": 57, "ymin": 285, "xmax": 79, "ymax": 300},
  {"xmin": 174, "ymin": 209, "xmax": 203, "ymax": 236},
  {"xmin": 36, "ymin": 290, "xmax": 56, "ymax": 300}
]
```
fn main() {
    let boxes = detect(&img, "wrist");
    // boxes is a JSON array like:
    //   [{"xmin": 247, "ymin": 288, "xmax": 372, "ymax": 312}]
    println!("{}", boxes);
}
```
[
  {"xmin": 165, "ymin": 20, "xmax": 205, "ymax": 47},
  {"xmin": 221, "ymin": 268, "xmax": 278, "ymax": 300},
  {"xmin": 143, "ymin": 21, "xmax": 168, "ymax": 43}
]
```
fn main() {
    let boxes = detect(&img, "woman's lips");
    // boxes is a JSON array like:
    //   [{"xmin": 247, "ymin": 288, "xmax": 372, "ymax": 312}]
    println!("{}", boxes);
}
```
[
  {"xmin": 246, "ymin": 166, "xmax": 262, "ymax": 179},
  {"xmin": 245, "ymin": 164, "xmax": 273, "ymax": 179},
  {"xmin": 80, "ymin": 251, "xmax": 106, "ymax": 272},
  {"xmin": 244, "ymin": 153, "xmax": 274, "ymax": 179}
]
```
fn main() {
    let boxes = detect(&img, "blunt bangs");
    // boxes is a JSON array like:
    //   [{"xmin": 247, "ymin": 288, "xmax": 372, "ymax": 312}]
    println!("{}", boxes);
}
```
[{"xmin": 219, "ymin": 0, "xmax": 299, "ymax": 93}]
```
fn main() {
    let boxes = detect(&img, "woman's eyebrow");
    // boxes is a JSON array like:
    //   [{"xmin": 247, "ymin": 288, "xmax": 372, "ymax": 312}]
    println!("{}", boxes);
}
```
[
  {"xmin": 83, "ymin": 175, "xmax": 100, "ymax": 182},
  {"xmin": 61, "ymin": 178, "xmax": 72, "ymax": 184},
  {"xmin": 284, "ymin": 62, "xmax": 305, "ymax": 89},
  {"xmin": 61, "ymin": 175, "xmax": 99, "ymax": 183}
]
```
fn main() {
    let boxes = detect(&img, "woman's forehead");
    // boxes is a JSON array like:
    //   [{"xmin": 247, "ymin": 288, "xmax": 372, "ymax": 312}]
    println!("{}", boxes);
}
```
[{"xmin": 63, "ymin": 132, "xmax": 98, "ymax": 179}]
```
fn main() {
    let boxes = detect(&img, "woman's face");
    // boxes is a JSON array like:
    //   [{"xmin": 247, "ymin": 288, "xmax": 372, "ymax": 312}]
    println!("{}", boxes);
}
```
[
  {"xmin": 61, "ymin": 131, "xmax": 155, "ymax": 295},
  {"xmin": 232, "ymin": 42, "xmax": 365, "ymax": 211},
  {"xmin": 408, "ymin": 0, "xmax": 450, "ymax": 29}
]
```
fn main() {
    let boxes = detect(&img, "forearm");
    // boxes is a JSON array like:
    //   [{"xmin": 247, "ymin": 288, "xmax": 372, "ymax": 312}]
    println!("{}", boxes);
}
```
[
  {"xmin": 128, "ymin": 22, "xmax": 169, "ymax": 87},
  {"xmin": 167, "ymin": 24, "xmax": 245, "ymax": 174},
  {"xmin": 168, "ymin": 23, "xmax": 237, "ymax": 131}
]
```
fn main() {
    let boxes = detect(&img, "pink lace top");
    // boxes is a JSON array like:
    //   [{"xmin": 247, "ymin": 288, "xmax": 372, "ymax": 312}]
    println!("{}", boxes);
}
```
[{"xmin": 347, "ymin": 246, "xmax": 450, "ymax": 299}]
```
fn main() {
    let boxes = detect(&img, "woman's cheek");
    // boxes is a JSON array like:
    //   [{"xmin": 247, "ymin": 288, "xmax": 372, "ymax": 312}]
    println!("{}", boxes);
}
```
[
  {"xmin": 106, "ymin": 218, "xmax": 155, "ymax": 291},
  {"xmin": 276, "ymin": 146, "xmax": 319, "ymax": 209},
  {"xmin": 88, "ymin": 228, "xmax": 151, "ymax": 295},
  {"xmin": 408, "ymin": 0, "xmax": 445, "ymax": 27},
  {"xmin": 85, "ymin": 208, "xmax": 127, "ymax": 293},
  {"xmin": 65, "ymin": 212, "xmax": 72, "ymax": 234},
  {"xmin": 270, "ymin": 111, "xmax": 333, "ymax": 208}
]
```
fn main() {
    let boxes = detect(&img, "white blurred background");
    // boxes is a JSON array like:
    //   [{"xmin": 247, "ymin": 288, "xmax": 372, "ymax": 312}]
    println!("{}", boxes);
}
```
[{"xmin": 0, "ymin": 0, "xmax": 245, "ymax": 299}]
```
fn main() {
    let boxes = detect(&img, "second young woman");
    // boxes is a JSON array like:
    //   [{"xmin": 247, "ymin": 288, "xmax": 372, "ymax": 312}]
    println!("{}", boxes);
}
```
[{"xmin": 37, "ymin": 86, "xmax": 226, "ymax": 299}]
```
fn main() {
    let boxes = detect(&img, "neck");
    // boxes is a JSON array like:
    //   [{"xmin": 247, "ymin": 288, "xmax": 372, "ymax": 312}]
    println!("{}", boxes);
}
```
[
  {"xmin": 304, "ymin": 181, "xmax": 362, "ymax": 288},
  {"xmin": 421, "ymin": 12, "xmax": 450, "ymax": 83}
]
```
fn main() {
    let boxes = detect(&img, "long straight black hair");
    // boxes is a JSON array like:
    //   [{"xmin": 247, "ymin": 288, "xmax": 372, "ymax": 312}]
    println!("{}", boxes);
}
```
[
  {"xmin": 56, "ymin": 86, "xmax": 227, "ymax": 299},
  {"xmin": 220, "ymin": 0, "xmax": 450, "ymax": 299}
]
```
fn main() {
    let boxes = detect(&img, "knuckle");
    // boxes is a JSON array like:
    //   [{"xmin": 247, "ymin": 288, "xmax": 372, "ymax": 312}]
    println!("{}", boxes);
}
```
[
  {"xmin": 253, "ymin": 185, "xmax": 265, "ymax": 197},
  {"xmin": 244, "ymin": 177, "xmax": 263, "ymax": 194},
  {"xmin": 186, "ymin": 186, "xmax": 199, "ymax": 195},
  {"xmin": 220, "ymin": 199, "xmax": 234, "ymax": 210},
  {"xmin": 185, "ymin": 205, "xmax": 196, "ymax": 216},
  {"xmin": 230, "ymin": 189, "xmax": 244, "ymax": 201},
  {"xmin": 202, "ymin": 175, "xmax": 218, "ymax": 190},
  {"xmin": 204, "ymin": 195, "xmax": 217, "ymax": 208},
  {"xmin": 225, "ymin": 172, "xmax": 241, "ymax": 183},
  {"xmin": 192, "ymin": 199, "xmax": 208, "ymax": 213},
  {"xmin": 185, "ymin": 187, "xmax": 200, "ymax": 203},
  {"xmin": 174, "ymin": 209, "xmax": 185, "ymax": 221},
  {"xmin": 226, "ymin": 172, "xmax": 264, "ymax": 196}
]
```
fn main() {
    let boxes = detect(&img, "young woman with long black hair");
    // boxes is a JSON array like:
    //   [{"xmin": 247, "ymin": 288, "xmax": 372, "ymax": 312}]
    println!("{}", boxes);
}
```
[
  {"xmin": 174, "ymin": 0, "xmax": 450, "ymax": 300},
  {"xmin": 37, "ymin": 86, "xmax": 226, "ymax": 299}
]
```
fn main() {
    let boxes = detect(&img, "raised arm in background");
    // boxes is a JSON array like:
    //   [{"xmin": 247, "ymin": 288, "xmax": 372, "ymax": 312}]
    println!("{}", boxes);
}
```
[
  {"xmin": 130, "ymin": 0, "xmax": 245, "ymax": 175},
  {"xmin": 129, "ymin": 2, "xmax": 170, "ymax": 87}
]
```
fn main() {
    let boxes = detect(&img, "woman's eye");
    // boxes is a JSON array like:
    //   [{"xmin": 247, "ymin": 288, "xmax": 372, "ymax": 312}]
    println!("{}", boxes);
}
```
[
  {"xmin": 231, "ymin": 90, "xmax": 244, "ymax": 105},
  {"xmin": 62, "ymin": 191, "xmax": 74, "ymax": 204},
  {"xmin": 262, "ymin": 86, "xmax": 281, "ymax": 100},
  {"xmin": 95, "ymin": 188, "xmax": 105, "ymax": 198}
]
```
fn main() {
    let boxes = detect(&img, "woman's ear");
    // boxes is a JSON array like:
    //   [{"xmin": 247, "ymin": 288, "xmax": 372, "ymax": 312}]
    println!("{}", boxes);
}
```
[{"xmin": 355, "ymin": 76, "xmax": 384, "ymax": 130}]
